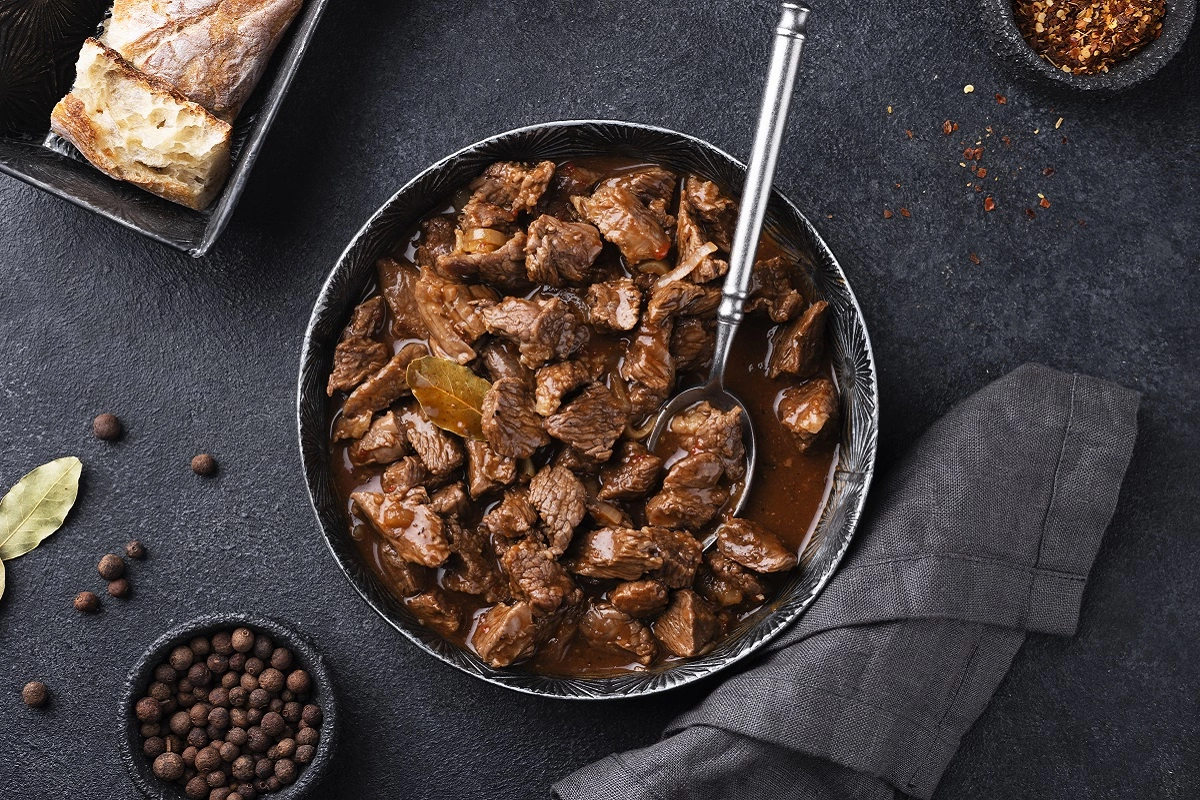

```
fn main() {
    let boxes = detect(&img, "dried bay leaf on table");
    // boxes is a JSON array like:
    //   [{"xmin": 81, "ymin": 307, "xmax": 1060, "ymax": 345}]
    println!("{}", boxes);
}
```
[
  {"xmin": 0, "ymin": 559, "xmax": 5, "ymax": 600},
  {"xmin": 407, "ymin": 356, "xmax": 492, "ymax": 440},
  {"xmin": 0, "ymin": 456, "xmax": 83, "ymax": 561}
]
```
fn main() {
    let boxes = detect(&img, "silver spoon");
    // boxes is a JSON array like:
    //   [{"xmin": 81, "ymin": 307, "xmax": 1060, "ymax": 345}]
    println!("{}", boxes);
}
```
[{"xmin": 648, "ymin": 2, "xmax": 810, "ymax": 536}]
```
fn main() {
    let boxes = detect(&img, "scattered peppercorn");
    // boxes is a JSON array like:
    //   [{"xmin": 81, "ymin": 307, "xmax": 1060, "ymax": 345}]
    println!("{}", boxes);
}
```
[
  {"xmin": 134, "ymin": 628, "xmax": 322, "ymax": 798},
  {"xmin": 983, "ymin": 196, "xmax": 996, "ymax": 212},
  {"xmin": 22, "ymin": 681, "xmax": 49, "ymax": 708},
  {"xmin": 93, "ymin": 413, "xmax": 123, "ymax": 441},
  {"xmin": 191, "ymin": 454, "xmax": 218, "ymax": 477},
  {"xmin": 98, "ymin": 553, "xmax": 125, "ymax": 581},
  {"xmin": 74, "ymin": 590, "xmax": 101, "ymax": 613},
  {"xmin": 1013, "ymin": 0, "xmax": 1166, "ymax": 75},
  {"xmin": 126, "ymin": 540, "xmax": 147, "ymax": 559},
  {"xmin": 108, "ymin": 578, "xmax": 131, "ymax": 599}
]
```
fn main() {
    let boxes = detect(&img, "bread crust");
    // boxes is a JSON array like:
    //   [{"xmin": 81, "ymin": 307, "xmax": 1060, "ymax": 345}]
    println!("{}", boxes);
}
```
[
  {"xmin": 100, "ymin": 0, "xmax": 304, "ymax": 121},
  {"xmin": 50, "ymin": 39, "xmax": 232, "ymax": 210}
]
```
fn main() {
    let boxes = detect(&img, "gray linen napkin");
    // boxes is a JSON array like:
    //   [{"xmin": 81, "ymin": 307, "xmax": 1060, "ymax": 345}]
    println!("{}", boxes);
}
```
[{"xmin": 554, "ymin": 363, "xmax": 1140, "ymax": 800}]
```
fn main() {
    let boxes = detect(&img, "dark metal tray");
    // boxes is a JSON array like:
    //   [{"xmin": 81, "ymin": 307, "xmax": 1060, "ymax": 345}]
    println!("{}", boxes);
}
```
[{"xmin": 0, "ymin": 0, "xmax": 330, "ymax": 257}]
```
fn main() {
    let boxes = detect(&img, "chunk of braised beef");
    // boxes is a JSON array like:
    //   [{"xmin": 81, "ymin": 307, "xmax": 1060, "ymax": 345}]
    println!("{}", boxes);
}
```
[
  {"xmin": 465, "ymin": 439, "xmax": 517, "ymax": 498},
  {"xmin": 501, "ymin": 538, "xmax": 580, "ymax": 614},
  {"xmin": 695, "ymin": 550, "xmax": 766, "ymax": 608},
  {"xmin": 406, "ymin": 589, "xmax": 462, "ymax": 636},
  {"xmin": 778, "ymin": 377, "xmax": 839, "ymax": 452},
  {"xmin": 586, "ymin": 495, "xmax": 635, "ymax": 529},
  {"xmin": 352, "ymin": 489, "xmax": 451, "ymax": 568},
  {"xmin": 585, "ymin": 277, "xmax": 642, "ymax": 332},
  {"xmin": 481, "ymin": 376, "xmax": 550, "ymax": 458},
  {"xmin": 620, "ymin": 321, "xmax": 675, "ymax": 416},
  {"xmin": 443, "ymin": 523, "xmax": 507, "ymax": 602},
  {"xmin": 767, "ymin": 300, "xmax": 829, "ymax": 380},
  {"xmin": 460, "ymin": 160, "xmax": 556, "ymax": 231},
  {"xmin": 646, "ymin": 280, "xmax": 721, "ymax": 325},
  {"xmin": 609, "ymin": 579, "xmax": 669, "ymax": 618},
  {"xmin": 572, "ymin": 183, "xmax": 672, "ymax": 265},
  {"xmin": 715, "ymin": 518, "xmax": 798, "ymax": 573},
  {"xmin": 343, "ymin": 342, "xmax": 428, "ymax": 419},
  {"xmin": 397, "ymin": 402, "xmax": 464, "ymax": 475},
  {"xmin": 414, "ymin": 214, "xmax": 458, "ymax": 270},
  {"xmin": 552, "ymin": 445, "xmax": 604, "ymax": 475},
  {"xmin": 381, "ymin": 456, "xmax": 430, "ymax": 495},
  {"xmin": 644, "ymin": 485, "xmax": 729, "ymax": 530},
  {"xmin": 610, "ymin": 166, "xmax": 677, "ymax": 221},
  {"xmin": 429, "ymin": 482, "xmax": 471, "ymax": 518},
  {"xmin": 675, "ymin": 175, "xmax": 735, "ymax": 283},
  {"xmin": 480, "ymin": 296, "xmax": 590, "ymax": 369},
  {"xmin": 471, "ymin": 601, "xmax": 537, "ymax": 667},
  {"xmin": 524, "ymin": 214, "xmax": 604, "ymax": 287},
  {"xmin": 482, "ymin": 488, "xmax": 538, "ymax": 542},
  {"xmin": 534, "ymin": 359, "xmax": 601, "ymax": 417},
  {"xmin": 598, "ymin": 440, "xmax": 663, "ymax": 501},
  {"xmin": 648, "ymin": 527, "xmax": 703, "ymax": 588},
  {"xmin": 377, "ymin": 257, "xmax": 432, "ymax": 339},
  {"xmin": 669, "ymin": 316, "xmax": 715, "ymax": 373},
  {"xmin": 670, "ymin": 401, "xmax": 747, "ymax": 481},
  {"xmin": 348, "ymin": 411, "xmax": 409, "ymax": 467},
  {"xmin": 745, "ymin": 256, "xmax": 805, "ymax": 323},
  {"xmin": 653, "ymin": 589, "xmax": 720, "ymax": 657},
  {"xmin": 535, "ymin": 160, "xmax": 603, "ymax": 219},
  {"xmin": 327, "ymin": 297, "xmax": 389, "ymax": 396},
  {"xmin": 527, "ymin": 465, "xmax": 587, "ymax": 555},
  {"xmin": 437, "ymin": 231, "xmax": 530, "ymax": 291},
  {"xmin": 565, "ymin": 527, "xmax": 663, "ymax": 581},
  {"xmin": 662, "ymin": 452, "xmax": 724, "ymax": 490},
  {"xmin": 379, "ymin": 541, "xmax": 434, "ymax": 596},
  {"xmin": 545, "ymin": 383, "xmax": 628, "ymax": 462},
  {"xmin": 579, "ymin": 603, "xmax": 658, "ymax": 665},
  {"xmin": 414, "ymin": 267, "xmax": 496, "ymax": 364},
  {"xmin": 477, "ymin": 338, "xmax": 533, "ymax": 384},
  {"xmin": 332, "ymin": 410, "xmax": 372, "ymax": 442}
]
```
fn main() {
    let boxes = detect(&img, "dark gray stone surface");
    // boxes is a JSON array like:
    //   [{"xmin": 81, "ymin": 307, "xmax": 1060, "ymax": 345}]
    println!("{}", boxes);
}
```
[{"xmin": 0, "ymin": 1, "xmax": 1196, "ymax": 797}]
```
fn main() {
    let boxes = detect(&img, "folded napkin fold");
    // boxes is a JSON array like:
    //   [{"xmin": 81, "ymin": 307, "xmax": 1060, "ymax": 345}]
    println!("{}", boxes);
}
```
[{"xmin": 555, "ymin": 363, "xmax": 1140, "ymax": 800}]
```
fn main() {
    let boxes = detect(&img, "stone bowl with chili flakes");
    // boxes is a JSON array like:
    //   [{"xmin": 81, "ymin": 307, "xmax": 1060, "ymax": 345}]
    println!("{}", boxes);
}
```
[
  {"xmin": 984, "ymin": 0, "xmax": 1194, "ymax": 90},
  {"xmin": 297, "ymin": 120, "xmax": 880, "ymax": 700}
]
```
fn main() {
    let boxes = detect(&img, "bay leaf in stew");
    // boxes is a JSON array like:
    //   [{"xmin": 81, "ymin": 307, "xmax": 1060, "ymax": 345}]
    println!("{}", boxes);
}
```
[{"xmin": 407, "ymin": 357, "xmax": 492, "ymax": 440}]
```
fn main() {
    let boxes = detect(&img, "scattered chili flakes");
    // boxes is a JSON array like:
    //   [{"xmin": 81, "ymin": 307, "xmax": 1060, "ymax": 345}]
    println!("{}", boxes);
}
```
[
  {"xmin": 1061, "ymin": 136, "xmax": 1069, "ymax": 144},
  {"xmin": 1002, "ymin": 135, "xmax": 1013, "ymax": 146},
  {"xmin": 1055, "ymin": 117, "xmax": 1064, "ymax": 129},
  {"xmin": 968, "ymin": 252, "xmax": 982, "ymax": 265},
  {"xmin": 942, "ymin": 120, "xmax": 954, "ymax": 135},
  {"xmin": 976, "ymin": 167, "xmax": 988, "ymax": 179},
  {"xmin": 1013, "ymin": 0, "xmax": 1166, "ymax": 75},
  {"xmin": 1026, "ymin": 208, "xmax": 1038, "ymax": 219},
  {"xmin": 883, "ymin": 209, "xmax": 893, "ymax": 219},
  {"xmin": 983, "ymin": 196, "xmax": 996, "ymax": 212},
  {"xmin": 995, "ymin": 93, "xmax": 1007, "ymax": 104},
  {"xmin": 1039, "ymin": 197, "xmax": 1051, "ymax": 208},
  {"xmin": 900, "ymin": 207, "xmax": 911, "ymax": 218},
  {"xmin": 1043, "ymin": 166, "xmax": 1055, "ymax": 176},
  {"xmin": 905, "ymin": 129, "xmax": 914, "ymax": 139}
]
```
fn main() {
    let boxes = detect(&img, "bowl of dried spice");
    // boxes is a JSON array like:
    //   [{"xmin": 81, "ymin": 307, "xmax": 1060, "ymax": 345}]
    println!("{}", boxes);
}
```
[{"xmin": 985, "ymin": 0, "xmax": 1195, "ymax": 90}]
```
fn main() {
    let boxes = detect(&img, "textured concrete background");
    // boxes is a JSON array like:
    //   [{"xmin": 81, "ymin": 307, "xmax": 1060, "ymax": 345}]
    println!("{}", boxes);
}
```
[{"xmin": 1, "ymin": 1, "xmax": 1197, "ymax": 797}]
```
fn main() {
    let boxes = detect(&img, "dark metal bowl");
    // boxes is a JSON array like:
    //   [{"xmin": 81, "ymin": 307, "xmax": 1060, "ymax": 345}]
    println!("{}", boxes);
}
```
[
  {"xmin": 983, "ymin": 0, "xmax": 1195, "ymax": 92},
  {"xmin": 296, "ymin": 120, "xmax": 878, "ymax": 699},
  {"xmin": 119, "ymin": 613, "xmax": 338, "ymax": 799}
]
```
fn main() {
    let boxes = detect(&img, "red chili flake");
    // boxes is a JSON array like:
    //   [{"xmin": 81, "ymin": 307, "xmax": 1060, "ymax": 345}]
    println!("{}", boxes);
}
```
[
  {"xmin": 953, "ymin": 122, "xmax": 959, "ymax": 131},
  {"xmin": 942, "ymin": 120, "xmax": 954, "ymax": 135},
  {"xmin": 905, "ymin": 129, "xmax": 914, "ymax": 139},
  {"xmin": 1002, "ymin": 135, "xmax": 1013, "ymax": 147},
  {"xmin": 976, "ymin": 167, "xmax": 988, "ymax": 179},
  {"xmin": 983, "ymin": 196, "xmax": 996, "ymax": 212},
  {"xmin": 1039, "ymin": 197, "xmax": 1051, "ymax": 208},
  {"xmin": 975, "ymin": 185, "xmax": 983, "ymax": 193},
  {"xmin": 1061, "ymin": 136, "xmax": 1068, "ymax": 144},
  {"xmin": 962, "ymin": 147, "xmax": 974, "ymax": 160},
  {"xmin": 883, "ymin": 209, "xmax": 893, "ymax": 219},
  {"xmin": 968, "ymin": 252, "xmax": 981, "ymax": 265},
  {"xmin": 995, "ymin": 94, "xmax": 1007, "ymax": 104},
  {"xmin": 894, "ymin": 182, "xmax": 902, "ymax": 188},
  {"xmin": 1042, "ymin": 167, "xmax": 1055, "ymax": 176},
  {"xmin": 1026, "ymin": 208, "xmax": 1037, "ymax": 219},
  {"xmin": 900, "ymin": 207, "xmax": 911, "ymax": 218},
  {"xmin": 1013, "ymin": 0, "xmax": 1165, "ymax": 75},
  {"xmin": 1079, "ymin": 219, "xmax": 1087, "ymax": 227}
]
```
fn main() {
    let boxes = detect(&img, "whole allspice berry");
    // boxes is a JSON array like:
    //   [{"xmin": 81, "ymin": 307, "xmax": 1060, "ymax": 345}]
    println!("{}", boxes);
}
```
[
  {"xmin": 191, "ymin": 454, "xmax": 218, "ymax": 477},
  {"xmin": 153, "ymin": 752, "xmax": 185, "ymax": 781},
  {"xmin": 21, "ymin": 681, "xmax": 49, "ymax": 708},
  {"xmin": 231, "ymin": 628, "xmax": 255, "ymax": 654},
  {"xmin": 98, "ymin": 554, "xmax": 125, "ymax": 581},
  {"xmin": 125, "ymin": 540, "xmax": 147, "ymax": 559},
  {"xmin": 108, "ymin": 578, "xmax": 131, "ymax": 599},
  {"xmin": 135, "ymin": 696, "xmax": 162, "ymax": 722},
  {"xmin": 285, "ymin": 669, "xmax": 311, "ymax": 695},
  {"xmin": 93, "ymin": 413, "xmax": 123, "ymax": 441},
  {"xmin": 74, "ymin": 590, "xmax": 101, "ymax": 613}
]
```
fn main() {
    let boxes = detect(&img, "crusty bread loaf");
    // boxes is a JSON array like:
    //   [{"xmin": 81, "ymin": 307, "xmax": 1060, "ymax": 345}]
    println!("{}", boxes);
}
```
[
  {"xmin": 100, "ymin": 0, "xmax": 304, "ymax": 121},
  {"xmin": 50, "ymin": 39, "xmax": 232, "ymax": 210}
]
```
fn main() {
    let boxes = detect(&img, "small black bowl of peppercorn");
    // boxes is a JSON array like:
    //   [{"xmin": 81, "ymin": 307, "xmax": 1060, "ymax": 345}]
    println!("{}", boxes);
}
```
[
  {"xmin": 984, "ymin": 0, "xmax": 1195, "ymax": 91},
  {"xmin": 119, "ymin": 614, "xmax": 337, "ymax": 800}
]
